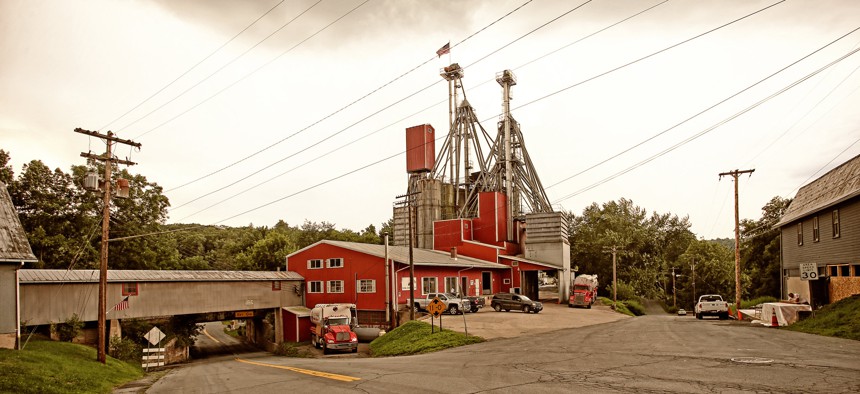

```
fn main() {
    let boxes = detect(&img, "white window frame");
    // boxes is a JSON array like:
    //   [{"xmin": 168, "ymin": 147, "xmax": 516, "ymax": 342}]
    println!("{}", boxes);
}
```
[
  {"xmin": 327, "ymin": 280, "xmax": 344, "ymax": 293},
  {"xmin": 308, "ymin": 281, "xmax": 323, "ymax": 293},
  {"xmin": 812, "ymin": 216, "xmax": 820, "ymax": 242},
  {"xmin": 327, "ymin": 258, "xmax": 344, "ymax": 268},
  {"xmin": 357, "ymin": 279, "xmax": 376, "ymax": 293},
  {"xmin": 401, "ymin": 277, "xmax": 412, "ymax": 291},
  {"xmin": 797, "ymin": 222, "xmax": 803, "ymax": 246},
  {"xmin": 444, "ymin": 277, "xmax": 458, "ymax": 294},
  {"xmin": 308, "ymin": 259, "xmax": 323, "ymax": 269},
  {"xmin": 422, "ymin": 277, "xmax": 438, "ymax": 295},
  {"xmin": 503, "ymin": 278, "xmax": 511, "ymax": 284},
  {"xmin": 833, "ymin": 209, "xmax": 841, "ymax": 238}
]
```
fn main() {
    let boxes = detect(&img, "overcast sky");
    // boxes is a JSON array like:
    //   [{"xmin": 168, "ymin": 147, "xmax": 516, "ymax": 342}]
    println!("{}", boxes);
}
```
[{"xmin": 2, "ymin": 0, "xmax": 859, "ymax": 239}]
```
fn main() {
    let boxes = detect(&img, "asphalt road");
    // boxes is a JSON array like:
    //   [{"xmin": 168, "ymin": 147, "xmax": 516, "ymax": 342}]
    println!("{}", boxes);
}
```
[{"xmin": 145, "ymin": 310, "xmax": 860, "ymax": 393}]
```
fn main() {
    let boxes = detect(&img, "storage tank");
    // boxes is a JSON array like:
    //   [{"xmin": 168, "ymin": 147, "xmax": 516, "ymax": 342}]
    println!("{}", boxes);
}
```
[{"xmin": 406, "ymin": 124, "xmax": 435, "ymax": 173}]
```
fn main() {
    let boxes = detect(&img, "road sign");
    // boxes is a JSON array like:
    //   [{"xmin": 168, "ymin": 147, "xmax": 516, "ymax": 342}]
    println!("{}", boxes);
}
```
[
  {"xmin": 427, "ymin": 297, "xmax": 446, "ymax": 317},
  {"xmin": 145, "ymin": 326, "xmax": 165, "ymax": 346},
  {"xmin": 800, "ymin": 263, "xmax": 818, "ymax": 281},
  {"xmin": 235, "ymin": 311, "xmax": 254, "ymax": 318}
]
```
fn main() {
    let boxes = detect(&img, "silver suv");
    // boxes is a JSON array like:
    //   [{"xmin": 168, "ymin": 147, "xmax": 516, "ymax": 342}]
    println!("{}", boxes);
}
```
[{"xmin": 490, "ymin": 293, "xmax": 543, "ymax": 313}]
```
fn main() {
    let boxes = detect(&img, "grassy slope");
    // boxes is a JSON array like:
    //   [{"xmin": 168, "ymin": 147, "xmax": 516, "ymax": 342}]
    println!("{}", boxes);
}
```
[
  {"xmin": 369, "ymin": 320, "xmax": 484, "ymax": 357},
  {"xmin": 0, "ymin": 338, "xmax": 143, "ymax": 394},
  {"xmin": 786, "ymin": 294, "xmax": 860, "ymax": 341}
]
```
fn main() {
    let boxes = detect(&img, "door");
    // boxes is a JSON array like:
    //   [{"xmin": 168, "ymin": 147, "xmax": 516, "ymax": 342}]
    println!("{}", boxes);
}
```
[
  {"xmin": 460, "ymin": 277, "xmax": 468, "ymax": 297},
  {"xmin": 482, "ymin": 272, "xmax": 492, "ymax": 295}
]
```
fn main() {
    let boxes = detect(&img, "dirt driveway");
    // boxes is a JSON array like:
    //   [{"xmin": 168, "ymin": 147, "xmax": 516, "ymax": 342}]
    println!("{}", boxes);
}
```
[{"xmin": 422, "ymin": 301, "xmax": 630, "ymax": 340}]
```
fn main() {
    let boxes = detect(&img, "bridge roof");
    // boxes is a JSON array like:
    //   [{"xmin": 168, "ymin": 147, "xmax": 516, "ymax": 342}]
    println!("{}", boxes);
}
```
[
  {"xmin": 0, "ymin": 182, "xmax": 37, "ymax": 263},
  {"xmin": 291, "ymin": 240, "xmax": 507, "ymax": 269},
  {"xmin": 19, "ymin": 269, "xmax": 302, "ymax": 283}
]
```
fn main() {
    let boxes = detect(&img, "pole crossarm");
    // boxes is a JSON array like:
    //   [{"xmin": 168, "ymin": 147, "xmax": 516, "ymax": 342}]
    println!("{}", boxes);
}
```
[
  {"xmin": 79, "ymin": 152, "xmax": 137, "ymax": 166},
  {"xmin": 74, "ymin": 128, "xmax": 142, "ymax": 148}
]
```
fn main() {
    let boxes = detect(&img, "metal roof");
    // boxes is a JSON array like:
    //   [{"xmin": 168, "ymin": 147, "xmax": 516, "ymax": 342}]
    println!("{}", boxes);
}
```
[
  {"xmin": 19, "ymin": 269, "xmax": 303, "ymax": 283},
  {"xmin": 776, "ymin": 153, "xmax": 860, "ymax": 227},
  {"xmin": 499, "ymin": 254, "xmax": 560, "ymax": 269},
  {"xmin": 0, "ymin": 182, "xmax": 37, "ymax": 263},
  {"xmin": 290, "ymin": 240, "xmax": 507, "ymax": 269}
]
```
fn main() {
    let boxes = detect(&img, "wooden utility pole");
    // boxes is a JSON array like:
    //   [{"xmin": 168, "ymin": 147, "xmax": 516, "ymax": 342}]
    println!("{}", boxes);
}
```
[
  {"xmin": 671, "ymin": 267, "xmax": 677, "ymax": 307},
  {"xmin": 396, "ymin": 191, "xmax": 420, "ymax": 321},
  {"xmin": 75, "ymin": 128, "xmax": 140, "ymax": 364},
  {"xmin": 604, "ymin": 246, "xmax": 618, "ymax": 310},
  {"xmin": 719, "ymin": 168, "xmax": 754, "ymax": 319}
]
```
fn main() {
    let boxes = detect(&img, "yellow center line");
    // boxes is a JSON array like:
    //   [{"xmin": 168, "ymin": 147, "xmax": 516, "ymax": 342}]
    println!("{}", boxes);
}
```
[
  {"xmin": 235, "ymin": 358, "xmax": 361, "ymax": 382},
  {"xmin": 202, "ymin": 328, "xmax": 223, "ymax": 344}
]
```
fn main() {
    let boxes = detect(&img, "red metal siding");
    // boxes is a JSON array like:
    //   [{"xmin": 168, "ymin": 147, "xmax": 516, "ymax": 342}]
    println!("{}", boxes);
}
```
[
  {"xmin": 282, "ymin": 310, "xmax": 311, "ymax": 343},
  {"xmin": 433, "ymin": 219, "xmax": 472, "ymax": 251},
  {"xmin": 392, "ymin": 265, "xmax": 487, "ymax": 306},
  {"xmin": 473, "ymin": 192, "xmax": 507, "ymax": 244},
  {"xmin": 287, "ymin": 244, "xmax": 387, "ymax": 310},
  {"xmin": 406, "ymin": 124, "xmax": 435, "ymax": 173},
  {"xmin": 457, "ymin": 241, "xmax": 500, "ymax": 262}
]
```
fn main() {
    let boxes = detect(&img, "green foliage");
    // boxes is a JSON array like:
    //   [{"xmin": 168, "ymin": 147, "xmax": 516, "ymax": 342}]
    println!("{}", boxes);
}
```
[
  {"xmin": 0, "ymin": 337, "xmax": 142, "ymax": 394},
  {"xmin": 272, "ymin": 342, "xmax": 313, "ymax": 358},
  {"xmin": 740, "ymin": 296, "xmax": 778, "ymax": 309},
  {"xmin": 623, "ymin": 300, "xmax": 646, "ymax": 316},
  {"xmin": 675, "ymin": 239, "xmax": 735, "ymax": 309},
  {"xmin": 52, "ymin": 314, "xmax": 84, "ymax": 342},
  {"xmin": 599, "ymin": 297, "xmax": 635, "ymax": 317},
  {"xmin": 786, "ymin": 295, "xmax": 860, "ymax": 340},
  {"xmin": 570, "ymin": 198, "xmax": 695, "ymax": 301},
  {"xmin": 166, "ymin": 315, "xmax": 203, "ymax": 347},
  {"xmin": 369, "ymin": 320, "xmax": 484, "ymax": 357},
  {"xmin": 740, "ymin": 196, "xmax": 791, "ymax": 299},
  {"xmin": 109, "ymin": 336, "xmax": 142, "ymax": 363},
  {"xmin": 604, "ymin": 280, "xmax": 638, "ymax": 302}
]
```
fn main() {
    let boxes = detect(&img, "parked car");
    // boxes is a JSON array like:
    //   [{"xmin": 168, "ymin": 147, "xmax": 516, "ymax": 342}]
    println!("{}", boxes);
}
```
[
  {"xmin": 677, "ymin": 308, "xmax": 687, "ymax": 316},
  {"xmin": 694, "ymin": 294, "xmax": 729, "ymax": 320},
  {"xmin": 491, "ymin": 293, "xmax": 543, "ymax": 313},
  {"xmin": 463, "ymin": 296, "xmax": 485, "ymax": 313},
  {"xmin": 414, "ymin": 293, "xmax": 469, "ymax": 315}
]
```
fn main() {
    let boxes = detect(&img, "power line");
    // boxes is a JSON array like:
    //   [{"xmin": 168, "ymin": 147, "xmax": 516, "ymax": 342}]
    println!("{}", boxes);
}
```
[
  {"xmin": 552, "ymin": 45, "xmax": 860, "ymax": 204},
  {"xmin": 545, "ymin": 25, "xmax": 860, "ymax": 190},
  {"xmin": 164, "ymin": 0, "xmax": 535, "ymax": 193},
  {"xmin": 99, "ymin": 0, "xmax": 287, "ymax": 131},
  {"xmin": 172, "ymin": 0, "xmax": 779, "ymax": 220},
  {"xmin": 169, "ymin": 0, "xmax": 614, "ymax": 216},
  {"xmin": 125, "ymin": 0, "xmax": 325, "ymax": 135}
]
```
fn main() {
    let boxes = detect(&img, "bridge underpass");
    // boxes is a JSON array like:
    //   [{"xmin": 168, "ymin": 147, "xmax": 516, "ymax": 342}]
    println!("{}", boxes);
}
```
[{"xmin": 18, "ymin": 270, "xmax": 304, "ymax": 353}]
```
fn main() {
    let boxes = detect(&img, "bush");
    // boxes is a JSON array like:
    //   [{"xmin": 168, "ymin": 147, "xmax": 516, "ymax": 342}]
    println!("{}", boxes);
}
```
[
  {"xmin": 623, "ymin": 300, "xmax": 646, "ymax": 316},
  {"xmin": 604, "ymin": 281, "xmax": 638, "ymax": 302},
  {"xmin": 273, "ymin": 342, "xmax": 312, "ymax": 358},
  {"xmin": 109, "ymin": 336, "xmax": 142, "ymax": 363},
  {"xmin": 52, "ymin": 314, "xmax": 84, "ymax": 342}
]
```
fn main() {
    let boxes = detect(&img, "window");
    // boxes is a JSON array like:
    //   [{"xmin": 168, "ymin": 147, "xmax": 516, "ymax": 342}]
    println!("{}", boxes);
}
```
[
  {"xmin": 308, "ymin": 259, "xmax": 323, "ymax": 269},
  {"xmin": 328, "ymin": 280, "xmax": 344, "ymax": 293},
  {"xmin": 308, "ymin": 281, "xmax": 323, "ymax": 293},
  {"xmin": 832, "ymin": 210, "xmax": 840, "ymax": 238},
  {"xmin": 797, "ymin": 222, "xmax": 803, "ymax": 246},
  {"xmin": 401, "ymin": 277, "xmax": 413, "ymax": 291},
  {"xmin": 444, "ymin": 277, "xmax": 458, "ymax": 294},
  {"xmin": 840, "ymin": 265, "xmax": 850, "ymax": 277},
  {"xmin": 122, "ymin": 282, "xmax": 138, "ymax": 296},
  {"xmin": 422, "ymin": 277, "xmax": 437, "ymax": 294},
  {"xmin": 357, "ymin": 279, "xmax": 376, "ymax": 293},
  {"xmin": 272, "ymin": 281, "xmax": 282, "ymax": 291},
  {"xmin": 853, "ymin": 265, "xmax": 859, "ymax": 277},
  {"xmin": 503, "ymin": 278, "xmax": 511, "ymax": 284},
  {"xmin": 327, "ymin": 258, "xmax": 344, "ymax": 268},
  {"xmin": 812, "ymin": 216, "xmax": 820, "ymax": 242},
  {"xmin": 829, "ymin": 265, "xmax": 838, "ymax": 277}
]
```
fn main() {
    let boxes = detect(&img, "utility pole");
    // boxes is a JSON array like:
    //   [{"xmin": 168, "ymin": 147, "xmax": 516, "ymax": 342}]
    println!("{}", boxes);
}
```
[
  {"xmin": 396, "ymin": 191, "xmax": 419, "ymax": 321},
  {"xmin": 691, "ymin": 260, "xmax": 696, "ymax": 308},
  {"xmin": 604, "ymin": 246, "xmax": 618, "ymax": 310},
  {"xmin": 75, "ymin": 128, "xmax": 140, "ymax": 364},
  {"xmin": 671, "ymin": 267, "xmax": 677, "ymax": 307},
  {"xmin": 719, "ymin": 168, "xmax": 754, "ymax": 319}
]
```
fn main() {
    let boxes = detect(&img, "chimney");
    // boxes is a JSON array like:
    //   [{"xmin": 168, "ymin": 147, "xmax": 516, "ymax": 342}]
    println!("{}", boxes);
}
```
[{"xmin": 450, "ymin": 247, "xmax": 457, "ymax": 259}]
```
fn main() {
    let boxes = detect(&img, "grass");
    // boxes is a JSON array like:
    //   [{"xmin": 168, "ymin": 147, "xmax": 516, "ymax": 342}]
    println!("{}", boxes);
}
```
[
  {"xmin": 369, "ymin": 320, "xmax": 484, "ymax": 357},
  {"xmin": 599, "ymin": 297, "xmax": 636, "ymax": 317},
  {"xmin": 0, "ymin": 337, "xmax": 143, "ymax": 394},
  {"xmin": 786, "ymin": 294, "xmax": 860, "ymax": 341}
]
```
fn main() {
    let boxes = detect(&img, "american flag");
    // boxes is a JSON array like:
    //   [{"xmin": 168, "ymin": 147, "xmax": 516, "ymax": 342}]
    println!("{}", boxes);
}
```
[
  {"xmin": 436, "ymin": 42, "xmax": 450, "ymax": 58},
  {"xmin": 113, "ymin": 296, "xmax": 130, "ymax": 311}
]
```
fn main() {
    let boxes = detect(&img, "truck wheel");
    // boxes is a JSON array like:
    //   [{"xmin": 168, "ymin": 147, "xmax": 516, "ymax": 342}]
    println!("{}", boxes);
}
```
[
  {"xmin": 414, "ymin": 303, "xmax": 421, "ymax": 312},
  {"xmin": 471, "ymin": 307, "xmax": 479, "ymax": 313},
  {"xmin": 493, "ymin": 303, "xmax": 502, "ymax": 312},
  {"xmin": 587, "ymin": 303, "xmax": 592, "ymax": 309},
  {"xmin": 448, "ymin": 304, "xmax": 459, "ymax": 315},
  {"xmin": 352, "ymin": 347, "xmax": 358, "ymax": 353},
  {"xmin": 568, "ymin": 304, "xmax": 574, "ymax": 308},
  {"xmin": 311, "ymin": 334, "xmax": 319, "ymax": 348},
  {"xmin": 322, "ymin": 345, "xmax": 329, "ymax": 355},
  {"xmin": 696, "ymin": 313, "xmax": 702, "ymax": 320}
]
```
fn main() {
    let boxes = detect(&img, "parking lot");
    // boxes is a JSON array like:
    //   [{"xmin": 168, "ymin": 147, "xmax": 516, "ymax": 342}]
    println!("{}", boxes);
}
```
[{"xmin": 431, "ymin": 300, "xmax": 630, "ymax": 340}]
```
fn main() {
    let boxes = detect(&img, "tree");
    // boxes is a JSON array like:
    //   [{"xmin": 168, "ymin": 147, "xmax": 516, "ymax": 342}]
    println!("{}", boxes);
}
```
[
  {"xmin": 676, "ymin": 239, "xmax": 735, "ymax": 309},
  {"xmin": 740, "ymin": 196, "xmax": 791, "ymax": 298},
  {"xmin": 0, "ymin": 149, "xmax": 13, "ymax": 184}
]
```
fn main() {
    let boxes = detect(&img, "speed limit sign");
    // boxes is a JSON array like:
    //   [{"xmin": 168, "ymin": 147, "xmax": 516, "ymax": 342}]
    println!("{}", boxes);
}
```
[{"xmin": 800, "ymin": 263, "xmax": 818, "ymax": 281}]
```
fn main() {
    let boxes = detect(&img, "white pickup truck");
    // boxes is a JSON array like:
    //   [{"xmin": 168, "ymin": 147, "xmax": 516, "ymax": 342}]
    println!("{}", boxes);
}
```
[{"xmin": 694, "ymin": 294, "xmax": 729, "ymax": 320}]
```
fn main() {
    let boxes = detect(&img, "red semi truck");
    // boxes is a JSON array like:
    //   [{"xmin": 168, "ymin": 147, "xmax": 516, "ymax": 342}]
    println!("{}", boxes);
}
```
[
  {"xmin": 569, "ymin": 274, "xmax": 599, "ymax": 308},
  {"xmin": 309, "ymin": 303, "xmax": 358, "ymax": 354}
]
